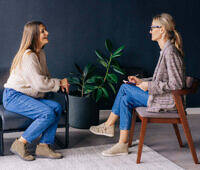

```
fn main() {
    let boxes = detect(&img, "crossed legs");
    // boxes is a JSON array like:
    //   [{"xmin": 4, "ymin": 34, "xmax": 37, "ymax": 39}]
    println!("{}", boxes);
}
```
[{"xmin": 90, "ymin": 84, "xmax": 149, "ymax": 156}]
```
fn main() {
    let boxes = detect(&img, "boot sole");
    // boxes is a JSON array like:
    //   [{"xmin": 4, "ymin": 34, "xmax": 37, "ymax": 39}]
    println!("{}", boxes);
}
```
[
  {"xmin": 10, "ymin": 148, "xmax": 35, "ymax": 161},
  {"xmin": 89, "ymin": 129, "xmax": 114, "ymax": 137},
  {"xmin": 36, "ymin": 155, "xmax": 63, "ymax": 159},
  {"xmin": 102, "ymin": 152, "xmax": 128, "ymax": 157}
]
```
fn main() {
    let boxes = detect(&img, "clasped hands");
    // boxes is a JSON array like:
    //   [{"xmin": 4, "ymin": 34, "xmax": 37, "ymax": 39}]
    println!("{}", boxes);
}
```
[
  {"xmin": 127, "ymin": 76, "xmax": 148, "ymax": 91},
  {"xmin": 60, "ymin": 78, "xmax": 70, "ymax": 94}
]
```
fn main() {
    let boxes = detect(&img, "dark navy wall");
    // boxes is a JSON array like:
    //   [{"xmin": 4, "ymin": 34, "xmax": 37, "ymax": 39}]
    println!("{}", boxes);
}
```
[{"xmin": 0, "ymin": 0, "xmax": 199, "ymax": 107}]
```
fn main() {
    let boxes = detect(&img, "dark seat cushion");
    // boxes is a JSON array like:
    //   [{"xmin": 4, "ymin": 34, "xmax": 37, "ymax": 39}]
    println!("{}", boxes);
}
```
[
  {"xmin": 0, "ymin": 104, "xmax": 66, "ymax": 131},
  {"xmin": 0, "ymin": 105, "xmax": 33, "ymax": 131},
  {"xmin": 136, "ymin": 107, "xmax": 179, "ymax": 118}
]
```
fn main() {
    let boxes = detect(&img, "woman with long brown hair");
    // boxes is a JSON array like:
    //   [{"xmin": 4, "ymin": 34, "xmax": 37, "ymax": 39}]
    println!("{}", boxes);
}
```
[
  {"xmin": 3, "ymin": 21, "xmax": 69, "ymax": 161},
  {"xmin": 90, "ymin": 13, "xmax": 185, "ymax": 156}
]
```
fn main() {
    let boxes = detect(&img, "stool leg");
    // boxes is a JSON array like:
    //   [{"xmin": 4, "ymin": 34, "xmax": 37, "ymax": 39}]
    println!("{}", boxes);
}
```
[
  {"xmin": 128, "ymin": 110, "xmax": 136, "ymax": 147},
  {"xmin": 172, "ymin": 124, "xmax": 183, "ymax": 147},
  {"xmin": 137, "ymin": 118, "xmax": 148, "ymax": 164}
]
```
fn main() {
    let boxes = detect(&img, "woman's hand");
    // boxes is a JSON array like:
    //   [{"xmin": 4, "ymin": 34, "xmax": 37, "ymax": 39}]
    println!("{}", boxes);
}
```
[
  {"xmin": 128, "ymin": 76, "xmax": 142, "ymax": 85},
  {"xmin": 60, "ymin": 78, "xmax": 70, "ymax": 94},
  {"xmin": 137, "ymin": 81, "xmax": 148, "ymax": 91}
]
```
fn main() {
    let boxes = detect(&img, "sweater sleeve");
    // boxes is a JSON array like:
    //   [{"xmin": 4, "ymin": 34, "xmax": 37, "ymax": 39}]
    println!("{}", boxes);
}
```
[
  {"xmin": 22, "ymin": 52, "xmax": 60, "ymax": 93},
  {"xmin": 148, "ymin": 51, "xmax": 184, "ymax": 95}
]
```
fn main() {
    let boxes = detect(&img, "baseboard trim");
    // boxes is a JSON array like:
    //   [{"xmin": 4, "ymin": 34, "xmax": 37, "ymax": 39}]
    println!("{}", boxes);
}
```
[{"xmin": 186, "ymin": 108, "xmax": 200, "ymax": 115}]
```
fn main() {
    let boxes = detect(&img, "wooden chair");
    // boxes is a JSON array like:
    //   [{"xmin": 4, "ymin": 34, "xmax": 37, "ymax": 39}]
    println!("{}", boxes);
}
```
[{"xmin": 128, "ymin": 77, "xmax": 199, "ymax": 164}]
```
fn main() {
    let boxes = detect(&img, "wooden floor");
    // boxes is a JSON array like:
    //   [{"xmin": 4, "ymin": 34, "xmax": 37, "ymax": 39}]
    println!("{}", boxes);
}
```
[{"xmin": 3, "ymin": 110, "xmax": 200, "ymax": 170}]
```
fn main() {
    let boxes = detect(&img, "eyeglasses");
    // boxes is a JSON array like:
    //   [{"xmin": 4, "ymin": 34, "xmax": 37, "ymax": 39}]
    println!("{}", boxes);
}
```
[{"xmin": 149, "ymin": 25, "xmax": 162, "ymax": 31}]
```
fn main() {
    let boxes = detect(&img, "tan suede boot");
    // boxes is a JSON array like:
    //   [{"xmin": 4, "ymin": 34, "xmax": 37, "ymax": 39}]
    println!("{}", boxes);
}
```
[
  {"xmin": 89, "ymin": 123, "xmax": 115, "ymax": 137},
  {"xmin": 10, "ymin": 139, "xmax": 35, "ymax": 161},
  {"xmin": 102, "ymin": 142, "xmax": 129, "ymax": 156},
  {"xmin": 35, "ymin": 144, "xmax": 63, "ymax": 159}
]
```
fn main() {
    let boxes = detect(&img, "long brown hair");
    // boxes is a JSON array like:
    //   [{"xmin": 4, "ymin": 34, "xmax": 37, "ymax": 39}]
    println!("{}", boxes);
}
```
[
  {"xmin": 153, "ymin": 13, "xmax": 184, "ymax": 56},
  {"xmin": 10, "ymin": 21, "xmax": 45, "ymax": 73}
]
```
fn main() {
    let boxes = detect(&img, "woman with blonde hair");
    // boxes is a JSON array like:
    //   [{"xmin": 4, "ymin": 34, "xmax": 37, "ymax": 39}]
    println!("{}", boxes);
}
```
[
  {"xmin": 90, "ymin": 13, "xmax": 185, "ymax": 156},
  {"xmin": 3, "ymin": 21, "xmax": 70, "ymax": 161}
]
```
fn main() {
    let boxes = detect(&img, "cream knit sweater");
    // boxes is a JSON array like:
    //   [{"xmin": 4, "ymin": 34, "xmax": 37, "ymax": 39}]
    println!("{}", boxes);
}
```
[{"xmin": 4, "ymin": 49, "xmax": 60, "ymax": 98}]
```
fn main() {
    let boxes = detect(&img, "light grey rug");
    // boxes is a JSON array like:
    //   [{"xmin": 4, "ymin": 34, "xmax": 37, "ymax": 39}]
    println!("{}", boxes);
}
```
[{"xmin": 0, "ymin": 142, "xmax": 183, "ymax": 170}]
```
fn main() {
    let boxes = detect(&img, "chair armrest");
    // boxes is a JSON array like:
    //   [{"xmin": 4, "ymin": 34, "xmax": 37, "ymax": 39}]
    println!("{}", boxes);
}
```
[
  {"xmin": 61, "ymin": 90, "xmax": 69, "ymax": 114},
  {"xmin": 171, "ymin": 88, "xmax": 195, "ymax": 95},
  {"xmin": 57, "ymin": 90, "xmax": 69, "ymax": 115},
  {"xmin": 172, "ymin": 78, "xmax": 199, "ymax": 96}
]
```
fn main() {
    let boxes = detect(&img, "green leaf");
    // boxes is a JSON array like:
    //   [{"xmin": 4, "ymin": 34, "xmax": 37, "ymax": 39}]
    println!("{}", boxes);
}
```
[
  {"xmin": 96, "ymin": 88, "xmax": 103, "ymax": 102},
  {"xmin": 108, "ymin": 82, "xmax": 116, "ymax": 94},
  {"xmin": 69, "ymin": 72, "xmax": 79, "ymax": 75},
  {"xmin": 86, "ymin": 77, "xmax": 96, "ymax": 83},
  {"xmin": 111, "ymin": 60, "xmax": 120, "ymax": 67},
  {"xmin": 113, "ymin": 45, "xmax": 125, "ymax": 56},
  {"xmin": 86, "ymin": 76, "xmax": 104, "ymax": 83},
  {"xmin": 95, "ymin": 50, "xmax": 104, "ymax": 60},
  {"xmin": 112, "ymin": 65, "xmax": 125, "ymax": 75},
  {"xmin": 111, "ymin": 52, "xmax": 123, "ymax": 59},
  {"xmin": 107, "ymin": 73, "xmax": 118, "ymax": 84},
  {"xmin": 105, "ymin": 39, "xmax": 113, "ymax": 53},
  {"xmin": 98, "ymin": 59, "xmax": 108, "ymax": 68},
  {"xmin": 102, "ymin": 87, "xmax": 109, "ymax": 98},
  {"xmin": 83, "ymin": 64, "xmax": 96, "ymax": 80},
  {"xmin": 83, "ymin": 64, "xmax": 92, "ymax": 77},
  {"xmin": 68, "ymin": 77, "xmax": 81, "ymax": 85},
  {"xmin": 84, "ymin": 85, "xmax": 98, "ymax": 90},
  {"xmin": 113, "ymin": 68, "xmax": 125, "ymax": 75},
  {"xmin": 74, "ymin": 63, "xmax": 83, "ymax": 74},
  {"xmin": 84, "ymin": 89, "xmax": 95, "ymax": 94}
]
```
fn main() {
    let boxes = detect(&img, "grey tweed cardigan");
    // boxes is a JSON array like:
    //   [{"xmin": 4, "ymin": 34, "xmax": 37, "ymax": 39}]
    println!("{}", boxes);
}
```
[{"xmin": 147, "ymin": 40, "xmax": 185, "ymax": 112}]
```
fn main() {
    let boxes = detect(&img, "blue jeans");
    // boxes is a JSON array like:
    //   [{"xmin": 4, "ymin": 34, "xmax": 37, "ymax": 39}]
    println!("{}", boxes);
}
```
[
  {"xmin": 3, "ymin": 88, "xmax": 62, "ymax": 144},
  {"xmin": 112, "ymin": 84, "xmax": 149, "ymax": 130}
]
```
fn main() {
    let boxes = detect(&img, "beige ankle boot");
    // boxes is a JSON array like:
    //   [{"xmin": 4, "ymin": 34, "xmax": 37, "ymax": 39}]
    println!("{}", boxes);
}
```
[
  {"xmin": 89, "ymin": 123, "xmax": 115, "ymax": 137},
  {"xmin": 102, "ymin": 142, "xmax": 129, "ymax": 156},
  {"xmin": 10, "ymin": 139, "xmax": 35, "ymax": 161},
  {"xmin": 35, "ymin": 144, "xmax": 63, "ymax": 159}
]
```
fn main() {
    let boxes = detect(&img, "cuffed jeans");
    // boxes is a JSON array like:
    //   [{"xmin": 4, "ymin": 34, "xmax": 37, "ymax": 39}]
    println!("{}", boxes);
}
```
[
  {"xmin": 3, "ymin": 88, "xmax": 62, "ymax": 144},
  {"xmin": 112, "ymin": 84, "xmax": 149, "ymax": 130}
]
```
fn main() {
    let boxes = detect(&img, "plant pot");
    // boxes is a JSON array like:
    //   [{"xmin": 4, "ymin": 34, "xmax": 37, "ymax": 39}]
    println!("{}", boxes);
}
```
[{"xmin": 69, "ymin": 95, "xmax": 99, "ymax": 129}]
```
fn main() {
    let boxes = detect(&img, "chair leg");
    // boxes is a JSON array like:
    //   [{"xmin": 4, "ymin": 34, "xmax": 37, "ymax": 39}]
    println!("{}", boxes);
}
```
[
  {"xmin": 65, "ymin": 124, "xmax": 69, "ymax": 148},
  {"xmin": 180, "ymin": 117, "xmax": 199, "ymax": 164},
  {"xmin": 128, "ymin": 110, "xmax": 137, "ymax": 147},
  {"xmin": 0, "ymin": 131, "xmax": 4, "ymax": 156},
  {"xmin": 54, "ymin": 136, "xmax": 65, "ymax": 149},
  {"xmin": 54, "ymin": 123, "xmax": 69, "ymax": 149},
  {"xmin": 172, "ymin": 124, "xmax": 183, "ymax": 147},
  {"xmin": 137, "ymin": 118, "xmax": 148, "ymax": 164}
]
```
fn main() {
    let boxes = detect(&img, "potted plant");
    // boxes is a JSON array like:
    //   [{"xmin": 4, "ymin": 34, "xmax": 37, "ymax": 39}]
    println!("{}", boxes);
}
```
[{"xmin": 68, "ymin": 39, "xmax": 125, "ymax": 129}]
